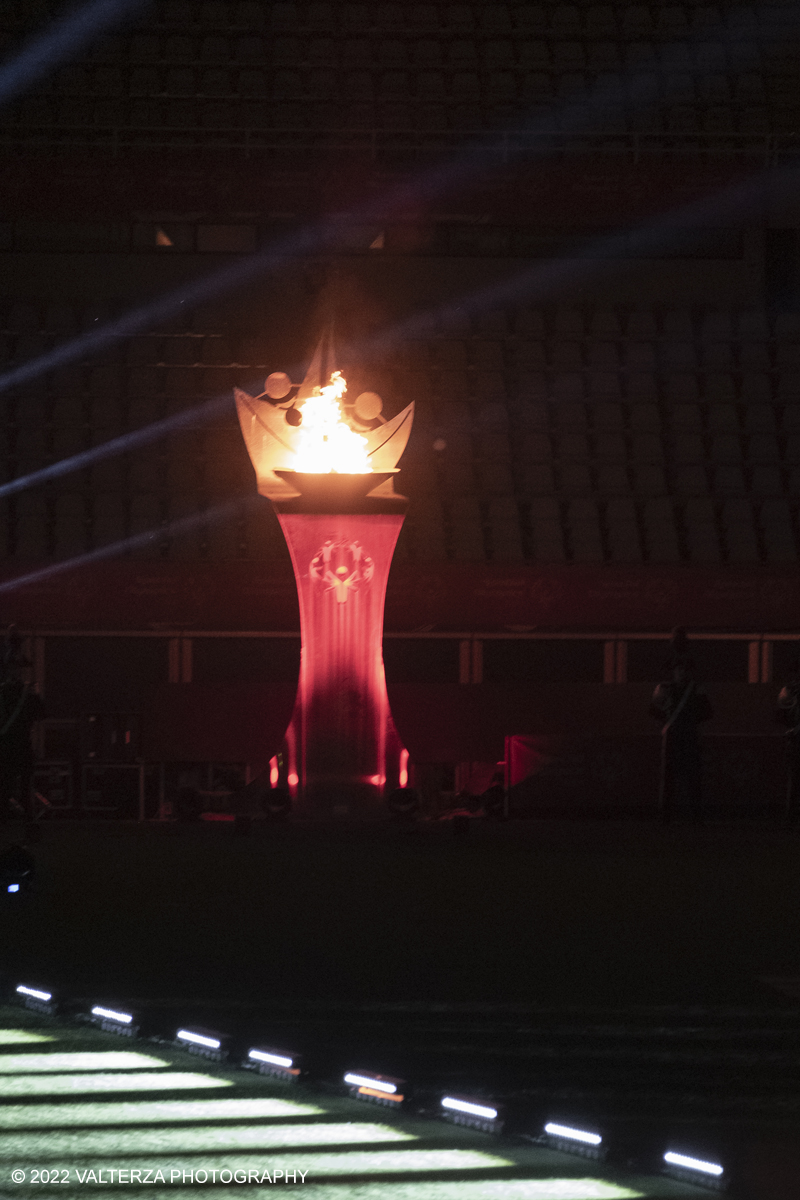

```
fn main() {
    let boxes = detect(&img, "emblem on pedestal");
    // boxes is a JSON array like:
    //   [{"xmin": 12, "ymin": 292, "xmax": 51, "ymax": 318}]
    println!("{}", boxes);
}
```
[{"xmin": 310, "ymin": 539, "xmax": 374, "ymax": 604}]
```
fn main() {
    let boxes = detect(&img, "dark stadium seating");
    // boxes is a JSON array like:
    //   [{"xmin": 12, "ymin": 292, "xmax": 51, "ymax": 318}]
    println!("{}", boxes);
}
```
[
  {"xmin": 1, "ymin": 295, "xmax": 798, "ymax": 564},
  {"xmin": 0, "ymin": 1, "xmax": 796, "ymax": 609},
  {"xmin": 0, "ymin": 1, "xmax": 798, "ymax": 148}
]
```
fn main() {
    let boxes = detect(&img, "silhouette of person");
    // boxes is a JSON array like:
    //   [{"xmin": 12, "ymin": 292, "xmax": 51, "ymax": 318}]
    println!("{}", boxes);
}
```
[
  {"xmin": 481, "ymin": 771, "xmax": 506, "ymax": 820},
  {"xmin": 0, "ymin": 626, "xmax": 44, "ymax": 824},
  {"xmin": 650, "ymin": 628, "xmax": 713, "ymax": 822},
  {"xmin": 776, "ymin": 652, "xmax": 800, "ymax": 821}
]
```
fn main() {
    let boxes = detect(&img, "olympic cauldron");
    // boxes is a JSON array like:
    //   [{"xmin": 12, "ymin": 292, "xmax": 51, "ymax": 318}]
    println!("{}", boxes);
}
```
[{"xmin": 234, "ymin": 339, "xmax": 414, "ymax": 816}]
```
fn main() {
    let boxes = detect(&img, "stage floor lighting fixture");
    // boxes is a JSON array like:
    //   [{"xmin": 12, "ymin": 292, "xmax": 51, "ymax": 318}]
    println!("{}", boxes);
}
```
[
  {"xmin": 440, "ymin": 1095, "xmax": 503, "ymax": 1135},
  {"xmin": 175, "ymin": 1027, "xmax": 230, "ymax": 1063},
  {"xmin": 542, "ymin": 1120, "xmax": 607, "ymax": 1162},
  {"xmin": 663, "ymin": 1149, "xmax": 727, "ymax": 1191},
  {"xmin": 245, "ymin": 1046, "xmax": 302, "ymax": 1081},
  {"xmin": 14, "ymin": 985, "xmax": 57, "ymax": 1016},
  {"xmin": 89, "ymin": 1004, "xmax": 139, "ymax": 1038},
  {"xmin": 344, "ymin": 1071, "xmax": 406, "ymax": 1109}
]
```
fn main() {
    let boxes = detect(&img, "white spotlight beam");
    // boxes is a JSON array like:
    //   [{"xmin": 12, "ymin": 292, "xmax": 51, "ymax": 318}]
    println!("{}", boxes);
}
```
[
  {"xmin": 0, "ymin": 394, "xmax": 230, "ymax": 500},
  {"xmin": 0, "ymin": 0, "xmax": 150, "ymax": 109},
  {"xmin": 0, "ymin": 496, "xmax": 256, "ymax": 596}
]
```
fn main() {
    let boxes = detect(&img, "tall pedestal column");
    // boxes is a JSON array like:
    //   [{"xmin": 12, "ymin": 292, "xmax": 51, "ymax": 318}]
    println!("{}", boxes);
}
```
[{"xmin": 275, "ymin": 494, "xmax": 407, "ymax": 816}]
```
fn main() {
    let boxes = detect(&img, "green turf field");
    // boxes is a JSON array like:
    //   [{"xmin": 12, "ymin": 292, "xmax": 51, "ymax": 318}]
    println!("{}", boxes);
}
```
[{"xmin": 0, "ymin": 1006, "xmax": 708, "ymax": 1199}]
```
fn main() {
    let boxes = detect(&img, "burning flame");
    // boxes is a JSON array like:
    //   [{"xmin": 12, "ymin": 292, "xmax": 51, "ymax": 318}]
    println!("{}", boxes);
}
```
[{"xmin": 294, "ymin": 372, "xmax": 372, "ymax": 474}]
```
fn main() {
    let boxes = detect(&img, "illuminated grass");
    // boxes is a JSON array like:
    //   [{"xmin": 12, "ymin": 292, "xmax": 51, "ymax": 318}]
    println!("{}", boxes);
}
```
[
  {"xmin": 0, "ymin": 1052, "xmax": 168, "ymax": 1074},
  {"xmin": 295, "ymin": 1185, "xmax": 644, "ymax": 1200},
  {"xmin": 0, "ymin": 1072, "xmax": 230, "ymax": 1097},
  {"xmin": 0, "ymin": 1013, "xmax": 676, "ymax": 1200},
  {"xmin": 0, "ymin": 1031, "xmax": 55, "ymax": 1045},
  {"xmin": 194, "ymin": 1149, "xmax": 509, "ymax": 1176},
  {"xmin": 301, "ymin": 1183, "xmax": 645, "ymax": 1199},
  {"xmin": 0, "ymin": 1096, "xmax": 325, "ymax": 1129},
  {"xmin": 2, "ymin": 1121, "xmax": 416, "ymax": 1158}
]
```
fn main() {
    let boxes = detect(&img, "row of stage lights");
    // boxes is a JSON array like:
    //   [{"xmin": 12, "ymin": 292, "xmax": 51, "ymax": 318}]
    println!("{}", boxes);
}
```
[{"xmin": 13, "ymin": 981, "xmax": 727, "ymax": 1193}]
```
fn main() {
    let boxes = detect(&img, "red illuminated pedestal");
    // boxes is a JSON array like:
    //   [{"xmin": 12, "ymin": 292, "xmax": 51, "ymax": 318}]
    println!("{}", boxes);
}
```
[{"xmin": 273, "ymin": 471, "xmax": 407, "ymax": 815}]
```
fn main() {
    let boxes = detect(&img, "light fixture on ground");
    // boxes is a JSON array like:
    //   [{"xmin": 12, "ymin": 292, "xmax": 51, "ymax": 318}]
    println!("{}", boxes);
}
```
[
  {"xmin": 440, "ymin": 1094, "xmax": 504, "ymax": 1135},
  {"xmin": 344, "ymin": 1070, "xmax": 406, "ymax": 1109},
  {"xmin": 14, "ymin": 984, "xmax": 57, "ymax": 1016},
  {"xmin": 541, "ymin": 1120, "xmax": 607, "ymax": 1162},
  {"xmin": 235, "ymin": 329, "xmax": 414, "ymax": 817},
  {"xmin": 663, "ymin": 1149, "xmax": 727, "ymax": 1191},
  {"xmin": 89, "ymin": 1004, "xmax": 139, "ymax": 1038},
  {"xmin": 245, "ymin": 1046, "xmax": 302, "ymax": 1081},
  {"xmin": 175, "ymin": 1027, "xmax": 230, "ymax": 1063}
]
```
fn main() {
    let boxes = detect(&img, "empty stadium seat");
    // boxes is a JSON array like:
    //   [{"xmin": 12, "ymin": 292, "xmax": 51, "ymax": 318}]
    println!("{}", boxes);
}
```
[
  {"xmin": 529, "ymin": 496, "xmax": 566, "ymax": 560},
  {"xmin": 739, "ymin": 338, "xmax": 772, "ymax": 369},
  {"xmin": 567, "ymin": 498, "xmax": 604, "ymax": 561},
  {"xmin": 642, "ymin": 497, "xmax": 681, "ymax": 560},
  {"xmin": 626, "ymin": 310, "xmax": 658, "ymax": 338},
  {"xmin": 744, "ymin": 404, "xmax": 777, "ymax": 433},
  {"xmin": 53, "ymin": 493, "xmax": 88, "ymax": 557},
  {"xmin": 14, "ymin": 493, "xmax": 49, "ymax": 558},
  {"xmin": 664, "ymin": 375, "xmax": 700, "ymax": 403},
  {"xmin": 623, "ymin": 340, "xmax": 656, "ymax": 370},
  {"xmin": 552, "ymin": 374, "xmax": 585, "ymax": 401},
  {"xmin": 449, "ymin": 494, "xmax": 484, "ymax": 559},
  {"xmin": 741, "ymin": 372, "xmax": 772, "ymax": 402},
  {"xmin": 750, "ymin": 465, "xmax": 783, "ymax": 496},
  {"xmin": 721, "ymin": 497, "xmax": 760, "ymax": 562},
  {"xmin": 589, "ymin": 372, "xmax": 623, "ymax": 401},
  {"xmin": 487, "ymin": 496, "xmax": 524, "ymax": 559},
  {"xmin": 759, "ymin": 499, "xmax": 797, "ymax": 562},
  {"xmin": 684, "ymin": 498, "xmax": 721, "ymax": 562}
]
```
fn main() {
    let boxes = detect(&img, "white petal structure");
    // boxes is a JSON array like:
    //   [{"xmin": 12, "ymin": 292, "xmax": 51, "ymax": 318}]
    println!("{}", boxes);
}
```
[{"xmin": 235, "ymin": 388, "xmax": 414, "ymax": 500}]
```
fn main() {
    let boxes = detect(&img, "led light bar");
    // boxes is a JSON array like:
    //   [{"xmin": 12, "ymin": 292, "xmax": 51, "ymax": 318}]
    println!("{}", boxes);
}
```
[
  {"xmin": 16, "ymin": 985, "xmax": 51, "ymax": 1002},
  {"xmin": 15, "ymin": 984, "xmax": 56, "ymax": 1015},
  {"xmin": 252, "ymin": 1049, "xmax": 293, "ymax": 1069},
  {"xmin": 440, "ymin": 1095, "xmax": 503, "ymax": 1133},
  {"xmin": 663, "ymin": 1150, "xmax": 727, "ymax": 1190},
  {"xmin": 7, "ymin": 884, "xmax": 19, "ymax": 893},
  {"xmin": 344, "ymin": 1071, "xmax": 405, "ymax": 1107},
  {"xmin": 664, "ymin": 1152, "xmax": 723, "ymax": 1177},
  {"xmin": 175, "ymin": 1027, "xmax": 229, "ymax": 1062},
  {"xmin": 541, "ymin": 1119, "xmax": 606, "ymax": 1161},
  {"xmin": 545, "ymin": 1122, "xmax": 603, "ymax": 1146},
  {"xmin": 442, "ymin": 1097, "xmax": 497, "ymax": 1120},
  {"xmin": 177, "ymin": 1030, "xmax": 219, "ymax": 1049},
  {"xmin": 92, "ymin": 1006, "xmax": 133, "ymax": 1024},
  {"xmin": 246, "ymin": 1047, "xmax": 301, "ymax": 1081}
]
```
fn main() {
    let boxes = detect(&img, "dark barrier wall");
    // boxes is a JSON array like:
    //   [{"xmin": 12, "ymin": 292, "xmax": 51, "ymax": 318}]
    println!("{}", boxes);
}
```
[
  {"xmin": 386, "ymin": 682, "xmax": 784, "ymax": 761},
  {"xmin": 505, "ymin": 736, "xmax": 786, "ymax": 817},
  {"xmin": 2, "ymin": 560, "xmax": 799, "ymax": 633}
]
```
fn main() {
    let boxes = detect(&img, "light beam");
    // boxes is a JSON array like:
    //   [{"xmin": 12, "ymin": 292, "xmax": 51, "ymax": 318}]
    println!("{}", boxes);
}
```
[
  {"xmin": 0, "ymin": 0, "xmax": 150, "ymax": 109},
  {"xmin": 0, "ymin": 497, "xmax": 255, "ymax": 595}
]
